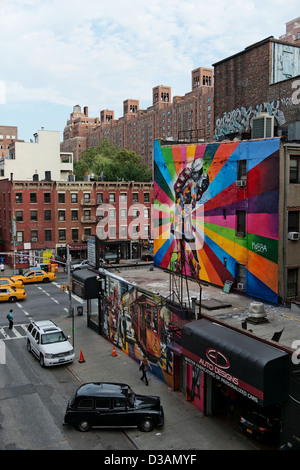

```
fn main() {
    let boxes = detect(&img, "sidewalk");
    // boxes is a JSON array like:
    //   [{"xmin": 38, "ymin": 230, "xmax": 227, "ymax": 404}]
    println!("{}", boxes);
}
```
[{"xmin": 55, "ymin": 313, "xmax": 256, "ymax": 450}]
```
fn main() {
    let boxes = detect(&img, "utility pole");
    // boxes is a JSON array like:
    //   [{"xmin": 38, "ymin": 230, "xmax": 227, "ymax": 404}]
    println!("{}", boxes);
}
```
[{"xmin": 67, "ymin": 245, "xmax": 74, "ymax": 346}]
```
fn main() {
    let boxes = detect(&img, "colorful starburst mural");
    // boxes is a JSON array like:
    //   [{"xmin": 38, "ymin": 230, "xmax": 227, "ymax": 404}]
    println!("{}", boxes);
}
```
[{"xmin": 153, "ymin": 138, "xmax": 281, "ymax": 304}]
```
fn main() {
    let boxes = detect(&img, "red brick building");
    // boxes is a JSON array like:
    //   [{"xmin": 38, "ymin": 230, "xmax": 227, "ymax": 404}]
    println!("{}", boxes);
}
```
[
  {"xmin": 0, "ymin": 178, "xmax": 153, "ymax": 267},
  {"xmin": 213, "ymin": 36, "xmax": 300, "ymax": 141},
  {"xmin": 61, "ymin": 67, "xmax": 214, "ymax": 169},
  {"xmin": 0, "ymin": 125, "xmax": 18, "ymax": 159}
]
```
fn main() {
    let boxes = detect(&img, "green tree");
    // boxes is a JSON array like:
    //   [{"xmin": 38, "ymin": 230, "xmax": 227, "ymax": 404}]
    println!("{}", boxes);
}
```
[{"xmin": 73, "ymin": 139, "xmax": 152, "ymax": 182}]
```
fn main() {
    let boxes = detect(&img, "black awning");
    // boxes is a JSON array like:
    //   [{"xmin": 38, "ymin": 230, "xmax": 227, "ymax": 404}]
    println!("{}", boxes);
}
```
[
  {"xmin": 182, "ymin": 319, "xmax": 289, "ymax": 407},
  {"xmin": 72, "ymin": 269, "xmax": 99, "ymax": 299}
]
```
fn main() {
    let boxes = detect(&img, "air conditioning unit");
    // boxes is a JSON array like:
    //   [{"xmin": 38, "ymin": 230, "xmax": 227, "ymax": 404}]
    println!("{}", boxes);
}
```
[
  {"xmin": 288, "ymin": 232, "xmax": 300, "ymax": 241},
  {"xmin": 237, "ymin": 283, "xmax": 245, "ymax": 291},
  {"xmin": 31, "ymin": 238, "xmax": 38, "ymax": 242},
  {"xmin": 236, "ymin": 179, "xmax": 246, "ymax": 187},
  {"xmin": 251, "ymin": 113, "xmax": 274, "ymax": 139}
]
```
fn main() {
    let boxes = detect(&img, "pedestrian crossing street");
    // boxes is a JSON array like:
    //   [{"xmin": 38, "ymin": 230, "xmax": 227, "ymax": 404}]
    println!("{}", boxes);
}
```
[{"xmin": 0, "ymin": 324, "xmax": 28, "ymax": 341}]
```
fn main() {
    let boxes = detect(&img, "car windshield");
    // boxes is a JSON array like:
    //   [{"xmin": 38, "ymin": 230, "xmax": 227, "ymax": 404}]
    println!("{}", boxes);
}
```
[
  {"xmin": 23, "ymin": 271, "xmax": 34, "ymax": 277},
  {"xmin": 41, "ymin": 332, "xmax": 67, "ymax": 344},
  {"xmin": 127, "ymin": 387, "xmax": 135, "ymax": 406}
]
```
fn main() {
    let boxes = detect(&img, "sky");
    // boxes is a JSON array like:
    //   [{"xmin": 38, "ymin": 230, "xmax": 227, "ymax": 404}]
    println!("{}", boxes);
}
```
[{"xmin": 0, "ymin": 0, "xmax": 299, "ymax": 143}]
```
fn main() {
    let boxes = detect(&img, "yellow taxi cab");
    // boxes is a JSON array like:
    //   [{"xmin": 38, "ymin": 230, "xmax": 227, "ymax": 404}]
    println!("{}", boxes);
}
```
[
  {"xmin": 11, "ymin": 269, "xmax": 56, "ymax": 284},
  {"xmin": 0, "ymin": 285, "xmax": 27, "ymax": 302},
  {"xmin": 0, "ymin": 277, "xmax": 24, "ymax": 288}
]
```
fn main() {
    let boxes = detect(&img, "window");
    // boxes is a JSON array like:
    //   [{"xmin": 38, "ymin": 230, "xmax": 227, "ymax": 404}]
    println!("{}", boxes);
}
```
[
  {"xmin": 16, "ymin": 210, "xmax": 23, "ymax": 222},
  {"xmin": 72, "ymin": 229, "xmax": 79, "ymax": 242},
  {"xmin": 144, "ymin": 208, "xmax": 150, "ymax": 219},
  {"xmin": 237, "ymin": 264, "xmax": 246, "ymax": 286},
  {"xmin": 83, "ymin": 210, "xmax": 91, "ymax": 221},
  {"xmin": 58, "ymin": 193, "xmax": 65, "ymax": 204},
  {"xmin": 144, "ymin": 193, "xmax": 150, "ymax": 203},
  {"xmin": 71, "ymin": 210, "xmax": 78, "ymax": 221},
  {"xmin": 16, "ymin": 231, "xmax": 24, "ymax": 242},
  {"xmin": 71, "ymin": 193, "xmax": 78, "ymax": 203},
  {"xmin": 236, "ymin": 210, "xmax": 246, "ymax": 237},
  {"xmin": 109, "ymin": 226, "xmax": 116, "ymax": 238},
  {"xmin": 120, "ymin": 193, "xmax": 127, "ymax": 202},
  {"xmin": 97, "ymin": 193, "xmax": 103, "ymax": 204},
  {"xmin": 30, "ymin": 193, "xmax": 37, "ymax": 203},
  {"xmin": 288, "ymin": 211, "xmax": 299, "ymax": 232},
  {"xmin": 144, "ymin": 225, "xmax": 150, "ymax": 237},
  {"xmin": 287, "ymin": 268, "xmax": 298, "ymax": 298},
  {"xmin": 44, "ymin": 210, "xmax": 51, "ymax": 221},
  {"xmin": 133, "ymin": 193, "xmax": 138, "ymax": 202},
  {"xmin": 290, "ymin": 156, "xmax": 300, "ymax": 184},
  {"xmin": 45, "ymin": 230, "xmax": 52, "ymax": 241},
  {"xmin": 120, "ymin": 226, "xmax": 127, "ymax": 238},
  {"xmin": 95, "ymin": 398, "xmax": 110, "ymax": 409},
  {"xmin": 113, "ymin": 398, "xmax": 127, "ymax": 408},
  {"xmin": 109, "ymin": 209, "xmax": 116, "ymax": 220},
  {"xmin": 59, "ymin": 229, "xmax": 66, "ymax": 241},
  {"xmin": 44, "ymin": 193, "xmax": 51, "ymax": 203},
  {"xmin": 237, "ymin": 160, "xmax": 247, "ymax": 181},
  {"xmin": 58, "ymin": 210, "xmax": 65, "ymax": 221},
  {"xmin": 84, "ymin": 193, "xmax": 90, "ymax": 203},
  {"xmin": 109, "ymin": 193, "xmax": 115, "ymax": 203},
  {"xmin": 133, "ymin": 208, "xmax": 139, "ymax": 219},
  {"xmin": 31, "ymin": 230, "xmax": 38, "ymax": 242},
  {"xmin": 15, "ymin": 193, "xmax": 23, "ymax": 204},
  {"xmin": 120, "ymin": 208, "xmax": 127, "ymax": 220},
  {"xmin": 31, "ymin": 210, "xmax": 38, "ymax": 222},
  {"xmin": 78, "ymin": 399, "xmax": 93, "ymax": 409}
]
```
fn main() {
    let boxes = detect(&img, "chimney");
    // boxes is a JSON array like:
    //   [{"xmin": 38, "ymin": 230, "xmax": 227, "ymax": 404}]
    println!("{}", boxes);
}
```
[{"xmin": 84, "ymin": 106, "xmax": 88, "ymax": 116}]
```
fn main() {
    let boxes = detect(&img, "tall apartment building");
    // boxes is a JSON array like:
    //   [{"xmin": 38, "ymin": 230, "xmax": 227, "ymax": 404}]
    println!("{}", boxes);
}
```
[
  {"xmin": 60, "ymin": 67, "xmax": 214, "ymax": 169},
  {"xmin": 0, "ymin": 125, "xmax": 18, "ymax": 159},
  {"xmin": 0, "ymin": 179, "xmax": 153, "ymax": 268},
  {"xmin": 60, "ymin": 105, "xmax": 100, "ymax": 161}
]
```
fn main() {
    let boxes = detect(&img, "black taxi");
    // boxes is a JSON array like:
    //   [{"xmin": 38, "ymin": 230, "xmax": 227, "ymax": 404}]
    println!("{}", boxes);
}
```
[{"xmin": 63, "ymin": 382, "xmax": 164, "ymax": 432}]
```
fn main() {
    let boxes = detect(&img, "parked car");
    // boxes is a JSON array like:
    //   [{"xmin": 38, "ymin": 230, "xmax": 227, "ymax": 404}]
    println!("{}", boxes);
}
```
[
  {"xmin": 63, "ymin": 382, "xmax": 164, "ymax": 432},
  {"xmin": 0, "ymin": 277, "xmax": 24, "ymax": 287},
  {"xmin": 11, "ymin": 269, "xmax": 56, "ymax": 284},
  {"xmin": 0, "ymin": 285, "xmax": 27, "ymax": 302},
  {"xmin": 239, "ymin": 410, "xmax": 281, "ymax": 443},
  {"xmin": 70, "ymin": 259, "xmax": 91, "ymax": 272},
  {"xmin": 26, "ymin": 320, "xmax": 75, "ymax": 367}
]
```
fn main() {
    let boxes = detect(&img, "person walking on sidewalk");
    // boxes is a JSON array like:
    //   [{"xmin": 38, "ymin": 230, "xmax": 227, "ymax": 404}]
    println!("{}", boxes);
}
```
[
  {"xmin": 7, "ymin": 309, "xmax": 13, "ymax": 330},
  {"xmin": 0, "ymin": 263, "xmax": 4, "ymax": 274},
  {"xmin": 139, "ymin": 354, "xmax": 152, "ymax": 386}
]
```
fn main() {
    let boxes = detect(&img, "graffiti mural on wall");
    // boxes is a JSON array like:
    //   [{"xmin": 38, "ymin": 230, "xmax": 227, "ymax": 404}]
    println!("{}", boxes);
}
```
[
  {"xmin": 101, "ymin": 272, "xmax": 193, "ymax": 386},
  {"xmin": 153, "ymin": 138, "xmax": 281, "ymax": 304}
]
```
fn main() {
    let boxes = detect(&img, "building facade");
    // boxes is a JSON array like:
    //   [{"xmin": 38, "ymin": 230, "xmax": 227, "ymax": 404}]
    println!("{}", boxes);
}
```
[
  {"xmin": 0, "ymin": 179, "xmax": 153, "ymax": 268},
  {"xmin": 0, "ymin": 129, "xmax": 73, "ymax": 182},
  {"xmin": 60, "ymin": 105, "xmax": 100, "ymax": 161},
  {"xmin": 0, "ymin": 125, "xmax": 18, "ymax": 159},
  {"xmin": 60, "ymin": 67, "xmax": 214, "ymax": 169},
  {"xmin": 153, "ymin": 137, "xmax": 300, "ymax": 305},
  {"xmin": 279, "ymin": 16, "xmax": 300, "ymax": 45},
  {"xmin": 213, "ymin": 36, "xmax": 300, "ymax": 141}
]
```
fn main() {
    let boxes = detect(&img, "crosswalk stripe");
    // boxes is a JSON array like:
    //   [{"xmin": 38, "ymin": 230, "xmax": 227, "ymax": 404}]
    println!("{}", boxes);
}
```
[{"xmin": 0, "ymin": 324, "xmax": 28, "ymax": 341}]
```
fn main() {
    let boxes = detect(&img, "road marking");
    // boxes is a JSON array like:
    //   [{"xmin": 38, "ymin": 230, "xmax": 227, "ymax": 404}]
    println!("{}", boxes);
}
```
[
  {"xmin": 0, "ymin": 324, "xmax": 28, "ymax": 340},
  {"xmin": 51, "ymin": 297, "xmax": 59, "ymax": 304}
]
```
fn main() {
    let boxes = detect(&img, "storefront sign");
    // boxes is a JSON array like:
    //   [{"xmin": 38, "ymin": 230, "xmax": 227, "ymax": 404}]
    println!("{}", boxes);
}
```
[{"xmin": 182, "ymin": 319, "xmax": 289, "ymax": 407}]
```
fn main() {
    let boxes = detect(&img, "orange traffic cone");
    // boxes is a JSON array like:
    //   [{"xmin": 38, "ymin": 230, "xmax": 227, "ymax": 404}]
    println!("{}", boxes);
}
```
[
  {"xmin": 112, "ymin": 345, "xmax": 117, "ymax": 357},
  {"xmin": 78, "ymin": 349, "xmax": 85, "ymax": 363}
]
